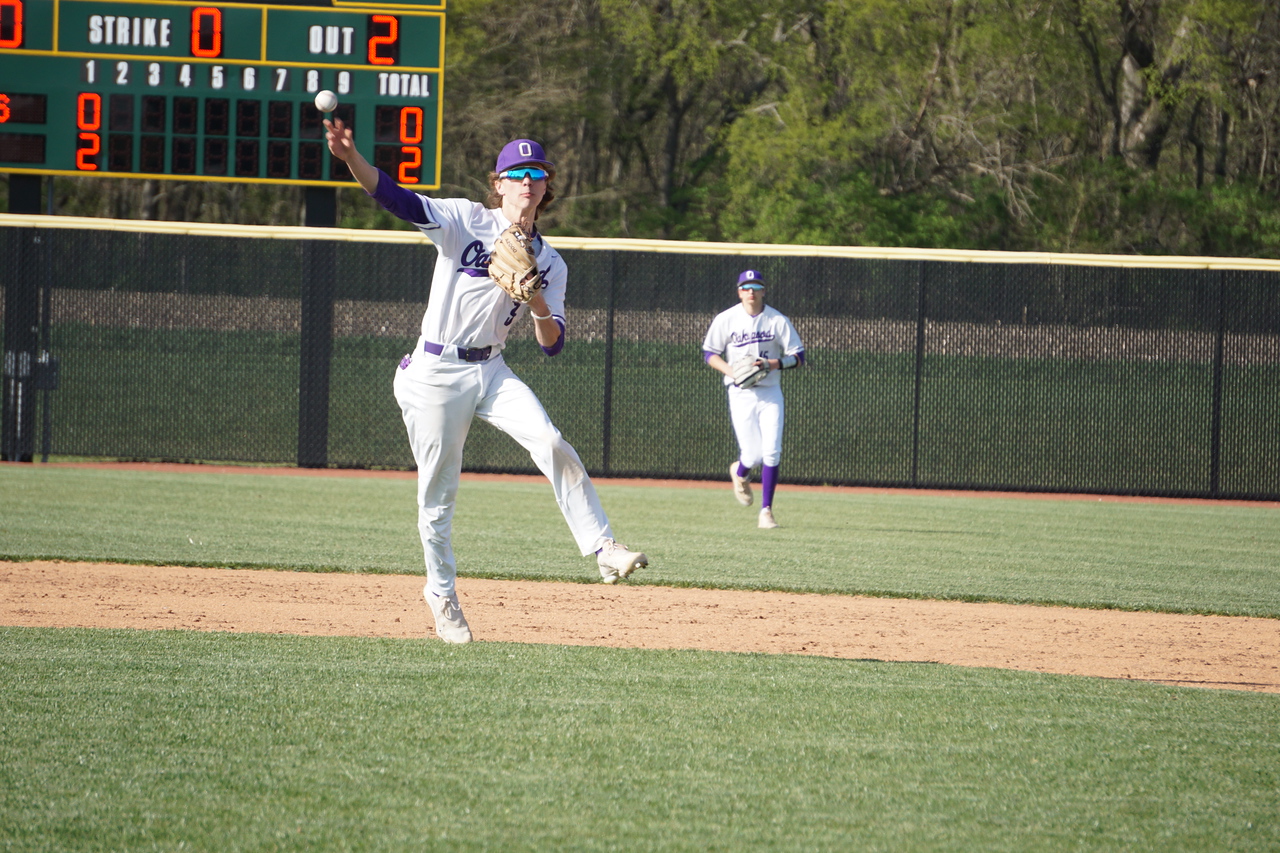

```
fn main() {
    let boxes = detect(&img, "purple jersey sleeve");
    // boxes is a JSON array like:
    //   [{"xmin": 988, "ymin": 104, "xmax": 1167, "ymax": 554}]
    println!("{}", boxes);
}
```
[{"xmin": 369, "ymin": 168, "xmax": 429, "ymax": 224}]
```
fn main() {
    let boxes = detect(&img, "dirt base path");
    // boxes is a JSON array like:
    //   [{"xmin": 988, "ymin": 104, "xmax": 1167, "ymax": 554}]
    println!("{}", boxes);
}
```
[
  {"xmin": 3, "ymin": 560, "xmax": 1278, "ymax": 694},
  {"xmin": 6, "ymin": 463, "xmax": 1278, "ymax": 694}
]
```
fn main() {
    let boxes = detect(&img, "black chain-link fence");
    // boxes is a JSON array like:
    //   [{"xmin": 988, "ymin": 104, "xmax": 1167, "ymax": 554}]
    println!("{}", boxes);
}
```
[{"xmin": 3, "ymin": 220, "xmax": 1278, "ymax": 499}]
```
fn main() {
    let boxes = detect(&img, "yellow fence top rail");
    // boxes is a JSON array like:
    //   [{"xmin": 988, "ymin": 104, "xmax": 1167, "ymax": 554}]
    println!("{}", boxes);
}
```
[{"xmin": 4, "ymin": 213, "xmax": 1280, "ymax": 273}]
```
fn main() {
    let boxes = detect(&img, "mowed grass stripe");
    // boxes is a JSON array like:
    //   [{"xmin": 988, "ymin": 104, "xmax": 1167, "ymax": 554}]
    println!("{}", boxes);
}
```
[
  {"xmin": 1, "ymin": 628, "xmax": 1277, "ymax": 852},
  {"xmin": 2, "ymin": 465, "xmax": 1278, "ymax": 617}
]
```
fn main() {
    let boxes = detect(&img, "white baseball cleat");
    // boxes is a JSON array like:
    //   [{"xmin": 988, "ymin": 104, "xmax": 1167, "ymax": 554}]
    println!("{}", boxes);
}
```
[
  {"xmin": 425, "ymin": 588, "xmax": 473, "ymax": 643},
  {"xmin": 758, "ymin": 507, "xmax": 779, "ymax": 529},
  {"xmin": 730, "ymin": 463, "xmax": 753, "ymax": 507},
  {"xmin": 597, "ymin": 539, "xmax": 647, "ymax": 584}
]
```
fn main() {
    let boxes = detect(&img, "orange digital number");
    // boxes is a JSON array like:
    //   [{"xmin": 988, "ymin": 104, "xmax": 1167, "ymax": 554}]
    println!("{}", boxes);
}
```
[
  {"xmin": 76, "ymin": 133, "xmax": 101, "ymax": 170},
  {"xmin": 77, "ymin": 92, "xmax": 102, "ymax": 130},
  {"xmin": 399, "ymin": 106, "xmax": 423, "ymax": 144},
  {"xmin": 190, "ymin": 7, "xmax": 222, "ymax": 58},
  {"xmin": 367, "ymin": 15, "xmax": 397, "ymax": 65},
  {"xmin": 0, "ymin": 93, "xmax": 10, "ymax": 123},
  {"xmin": 0, "ymin": 0, "xmax": 23, "ymax": 48},
  {"xmin": 76, "ymin": 91, "xmax": 102, "ymax": 170},
  {"xmin": 398, "ymin": 146, "xmax": 420, "ymax": 184}
]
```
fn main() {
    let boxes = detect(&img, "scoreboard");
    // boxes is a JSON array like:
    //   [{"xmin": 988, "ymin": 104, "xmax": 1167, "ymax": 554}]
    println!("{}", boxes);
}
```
[{"xmin": 0, "ymin": 0, "xmax": 445, "ymax": 187}]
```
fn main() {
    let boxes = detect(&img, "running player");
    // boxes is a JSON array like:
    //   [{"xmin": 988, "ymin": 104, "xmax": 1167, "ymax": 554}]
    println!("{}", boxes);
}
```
[
  {"xmin": 325, "ymin": 121, "xmax": 647, "ymax": 643},
  {"xmin": 702, "ymin": 270, "xmax": 805, "ymax": 529}
]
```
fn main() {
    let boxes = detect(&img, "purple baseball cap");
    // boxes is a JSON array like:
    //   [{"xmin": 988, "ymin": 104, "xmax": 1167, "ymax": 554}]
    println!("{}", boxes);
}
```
[
  {"xmin": 495, "ymin": 139, "xmax": 555, "ymax": 173},
  {"xmin": 737, "ymin": 269, "xmax": 765, "ymax": 289}
]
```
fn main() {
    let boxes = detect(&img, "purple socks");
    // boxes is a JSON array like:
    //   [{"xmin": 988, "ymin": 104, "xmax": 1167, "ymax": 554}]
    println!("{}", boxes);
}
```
[
  {"xmin": 761, "ymin": 464, "xmax": 779, "ymax": 509},
  {"xmin": 738, "ymin": 462, "xmax": 780, "ymax": 508}
]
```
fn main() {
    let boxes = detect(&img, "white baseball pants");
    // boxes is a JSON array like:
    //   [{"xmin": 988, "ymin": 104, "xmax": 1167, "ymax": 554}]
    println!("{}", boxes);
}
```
[
  {"xmin": 394, "ymin": 347, "xmax": 614, "ymax": 597},
  {"xmin": 727, "ymin": 383, "xmax": 785, "ymax": 469}
]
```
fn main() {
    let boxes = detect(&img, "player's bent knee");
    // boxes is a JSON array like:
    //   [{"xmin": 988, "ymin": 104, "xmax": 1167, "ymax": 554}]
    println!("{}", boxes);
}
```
[
  {"xmin": 535, "ymin": 425, "xmax": 564, "ymax": 449},
  {"xmin": 524, "ymin": 425, "xmax": 572, "ymax": 463}
]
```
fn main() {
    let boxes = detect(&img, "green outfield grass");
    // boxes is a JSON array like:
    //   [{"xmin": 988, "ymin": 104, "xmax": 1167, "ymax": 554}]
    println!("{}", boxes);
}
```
[
  {"xmin": 2, "ymin": 465, "xmax": 1278, "ymax": 850},
  {"xmin": 1, "ymin": 628, "xmax": 1277, "ymax": 852},
  {"xmin": 2, "ymin": 464, "xmax": 1279, "ymax": 617}
]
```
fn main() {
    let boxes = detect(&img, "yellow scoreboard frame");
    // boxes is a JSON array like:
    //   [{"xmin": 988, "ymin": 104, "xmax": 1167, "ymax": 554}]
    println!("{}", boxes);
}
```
[{"xmin": 0, "ymin": 0, "xmax": 445, "ymax": 188}]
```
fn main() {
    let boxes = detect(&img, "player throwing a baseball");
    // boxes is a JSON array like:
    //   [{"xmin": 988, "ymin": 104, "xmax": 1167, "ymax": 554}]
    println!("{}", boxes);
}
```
[
  {"xmin": 324, "ymin": 122, "xmax": 648, "ymax": 643},
  {"xmin": 702, "ymin": 270, "xmax": 805, "ymax": 528}
]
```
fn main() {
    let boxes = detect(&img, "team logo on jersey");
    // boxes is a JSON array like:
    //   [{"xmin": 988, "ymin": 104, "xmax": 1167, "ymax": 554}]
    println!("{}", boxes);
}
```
[
  {"xmin": 730, "ymin": 330, "xmax": 775, "ymax": 345},
  {"xmin": 459, "ymin": 240, "xmax": 493, "ymax": 277}
]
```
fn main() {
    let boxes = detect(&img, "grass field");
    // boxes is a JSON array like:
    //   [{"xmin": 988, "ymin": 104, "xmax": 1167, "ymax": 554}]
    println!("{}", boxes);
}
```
[
  {"xmin": 3, "ymin": 465, "xmax": 1280, "ymax": 616},
  {"xmin": 3, "ymin": 628, "xmax": 1277, "ymax": 851},
  {"xmin": 2, "ymin": 464, "xmax": 1279, "ymax": 850}
]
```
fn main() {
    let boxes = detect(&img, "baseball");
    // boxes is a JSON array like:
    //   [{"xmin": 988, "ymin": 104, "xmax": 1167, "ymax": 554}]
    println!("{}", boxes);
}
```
[{"xmin": 314, "ymin": 90, "xmax": 338, "ymax": 112}]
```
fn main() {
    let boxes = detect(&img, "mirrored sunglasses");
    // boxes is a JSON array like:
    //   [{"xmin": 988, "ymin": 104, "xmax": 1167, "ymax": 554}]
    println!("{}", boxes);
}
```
[{"xmin": 501, "ymin": 167, "xmax": 549, "ymax": 181}]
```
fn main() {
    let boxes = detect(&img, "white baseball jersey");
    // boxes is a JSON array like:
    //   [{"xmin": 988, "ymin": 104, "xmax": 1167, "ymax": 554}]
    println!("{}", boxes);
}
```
[
  {"xmin": 413, "ymin": 197, "xmax": 567, "ymax": 348},
  {"xmin": 702, "ymin": 304, "xmax": 804, "ymax": 387},
  {"xmin": 385, "ymin": 191, "xmax": 614, "ymax": 598}
]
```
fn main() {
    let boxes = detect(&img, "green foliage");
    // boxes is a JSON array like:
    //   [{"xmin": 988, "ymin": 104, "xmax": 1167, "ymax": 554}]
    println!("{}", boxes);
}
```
[
  {"xmin": 716, "ymin": 112, "xmax": 1003, "ymax": 248},
  {"xmin": 23, "ymin": 0, "xmax": 1280, "ymax": 256},
  {"xmin": 46, "ymin": 176, "xmax": 311, "ymax": 225},
  {"xmin": 1191, "ymin": 184, "xmax": 1280, "ymax": 258},
  {"xmin": 1032, "ymin": 159, "xmax": 1280, "ymax": 257}
]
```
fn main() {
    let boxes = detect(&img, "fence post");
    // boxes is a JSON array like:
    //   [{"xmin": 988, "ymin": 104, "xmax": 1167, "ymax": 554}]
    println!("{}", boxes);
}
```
[
  {"xmin": 1209, "ymin": 269, "xmax": 1227, "ymax": 496},
  {"xmin": 39, "ymin": 226, "xmax": 56, "ymax": 462},
  {"xmin": 601, "ymin": 251, "xmax": 616, "ymax": 474},
  {"xmin": 911, "ymin": 260, "xmax": 928, "ymax": 486},
  {"xmin": 298, "ymin": 187, "xmax": 336, "ymax": 468}
]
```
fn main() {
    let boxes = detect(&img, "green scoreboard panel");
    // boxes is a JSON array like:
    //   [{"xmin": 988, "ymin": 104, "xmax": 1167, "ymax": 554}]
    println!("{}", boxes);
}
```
[{"xmin": 0, "ymin": 0, "xmax": 445, "ymax": 187}]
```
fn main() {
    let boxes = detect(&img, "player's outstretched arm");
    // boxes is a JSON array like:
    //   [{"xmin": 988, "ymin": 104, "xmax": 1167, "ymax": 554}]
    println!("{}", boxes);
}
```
[{"xmin": 324, "ymin": 118, "xmax": 379, "ymax": 194}]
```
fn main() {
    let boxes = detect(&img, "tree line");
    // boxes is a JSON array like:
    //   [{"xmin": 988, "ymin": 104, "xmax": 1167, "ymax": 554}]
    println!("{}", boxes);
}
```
[{"xmin": 20, "ymin": 0, "xmax": 1280, "ymax": 258}]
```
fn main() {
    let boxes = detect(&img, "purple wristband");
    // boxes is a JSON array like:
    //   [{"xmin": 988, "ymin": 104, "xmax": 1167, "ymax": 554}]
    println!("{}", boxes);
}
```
[{"xmin": 541, "ymin": 318, "xmax": 566, "ymax": 357}]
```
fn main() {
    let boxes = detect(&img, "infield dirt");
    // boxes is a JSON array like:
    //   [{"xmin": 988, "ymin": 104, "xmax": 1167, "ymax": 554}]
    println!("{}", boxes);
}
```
[
  {"xmin": 4, "ymin": 561, "xmax": 1278, "ymax": 694},
  {"xmin": 3, "ymin": 465, "xmax": 1278, "ymax": 695}
]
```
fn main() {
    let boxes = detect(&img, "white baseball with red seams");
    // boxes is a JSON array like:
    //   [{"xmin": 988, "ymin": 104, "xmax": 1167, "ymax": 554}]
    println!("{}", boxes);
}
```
[{"xmin": 314, "ymin": 90, "xmax": 338, "ymax": 112}]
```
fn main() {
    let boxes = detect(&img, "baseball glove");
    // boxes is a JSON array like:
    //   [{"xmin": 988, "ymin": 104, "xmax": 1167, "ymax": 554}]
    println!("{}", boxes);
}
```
[
  {"xmin": 488, "ymin": 224, "xmax": 542, "ymax": 303},
  {"xmin": 731, "ymin": 356, "xmax": 770, "ymax": 389}
]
